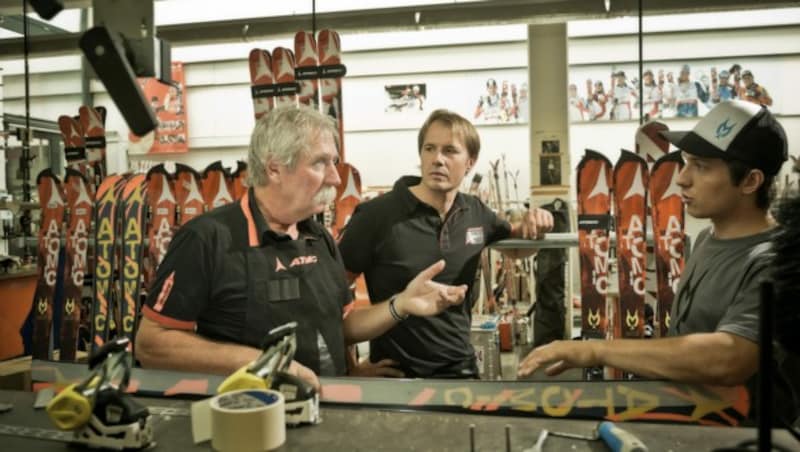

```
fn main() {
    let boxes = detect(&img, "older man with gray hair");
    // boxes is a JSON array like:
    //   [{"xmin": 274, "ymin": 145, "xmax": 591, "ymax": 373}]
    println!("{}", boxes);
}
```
[{"xmin": 136, "ymin": 105, "xmax": 467, "ymax": 389}]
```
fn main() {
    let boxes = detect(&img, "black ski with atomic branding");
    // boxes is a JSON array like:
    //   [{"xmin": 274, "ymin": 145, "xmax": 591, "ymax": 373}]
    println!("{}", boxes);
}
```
[
  {"xmin": 91, "ymin": 174, "xmax": 126, "ymax": 353},
  {"xmin": 59, "ymin": 169, "xmax": 94, "ymax": 361},
  {"xmin": 24, "ymin": 360, "xmax": 750, "ymax": 427},
  {"xmin": 119, "ymin": 174, "xmax": 147, "ymax": 346},
  {"xmin": 32, "ymin": 169, "xmax": 66, "ymax": 360}
]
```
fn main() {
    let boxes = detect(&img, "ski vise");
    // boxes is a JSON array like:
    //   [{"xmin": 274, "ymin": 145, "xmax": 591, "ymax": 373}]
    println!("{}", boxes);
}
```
[
  {"xmin": 217, "ymin": 322, "xmax": 320, "ymax": 426},
  {"xmin": 46, "ymin": 337, "xmax": 154, "ymax": 450}
]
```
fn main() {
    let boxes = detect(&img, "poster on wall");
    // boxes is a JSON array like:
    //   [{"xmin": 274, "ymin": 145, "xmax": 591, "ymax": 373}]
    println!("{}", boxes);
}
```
[
  {"xmin": 345, "ymin": 69, "xmax": 529, "ymax": 132},
  {"xmin": 129, "ymin": 61, "xmax": 188, "ymax": 154},
  {"xmin": 568, "ymin": 57, "xmax": 789, "ymax": 123},
  {"xmin": 472, "ymin": 77, "xmax": 528, "ymax": 124},
  {"xmin": 385, "ymin": 83, "xmax": 426, "ymax": 113}
]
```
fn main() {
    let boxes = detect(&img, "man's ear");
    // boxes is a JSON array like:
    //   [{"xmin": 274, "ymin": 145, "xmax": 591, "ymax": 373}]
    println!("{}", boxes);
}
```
[
  {"xmin": 466, "ymin": 157, "xmax": 476, "ymax": 175},
  {"xmin": 266, "ymin": 160, "xmax": 282, "ymax": 183},
  {"xmin": 740, "ymin": 168, "xmax": 765, "ymax": 196}
]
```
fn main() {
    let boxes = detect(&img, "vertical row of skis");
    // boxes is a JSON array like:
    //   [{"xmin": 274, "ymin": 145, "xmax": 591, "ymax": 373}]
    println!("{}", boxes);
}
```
[
  {"xmin": 577, "ymin": 122, "xmax": 686, "ymax": 380},
  {"xmin": 31, "ymin": 29, "xmax": 360, "ymax": 361}
]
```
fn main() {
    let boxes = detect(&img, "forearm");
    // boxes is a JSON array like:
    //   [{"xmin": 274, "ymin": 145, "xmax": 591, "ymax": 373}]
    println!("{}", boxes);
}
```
[
  {"xmin": 136, "ymin": 319, "xmax": 260, "ymax": 375},
  {"xmin": 595, "ymin": 332, "xmax": 757, "ymax": 385},
  {"xmin": 342, "ymin": 298, "xmax": 399, "ymax": 345}
]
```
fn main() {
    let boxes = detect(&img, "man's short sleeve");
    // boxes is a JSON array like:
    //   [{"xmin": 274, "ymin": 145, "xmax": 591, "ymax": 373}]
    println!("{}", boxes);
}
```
[
  {"xmin": 337, "ymin": 203, "xmax": 376, "ymax": 275},
  {"xmin": 716, "ymin": 253, "xmax": 771, "ymax": 343},
  {"xmin": 142, "ymin": 226, "xmax": 213, "ymax": 330}
]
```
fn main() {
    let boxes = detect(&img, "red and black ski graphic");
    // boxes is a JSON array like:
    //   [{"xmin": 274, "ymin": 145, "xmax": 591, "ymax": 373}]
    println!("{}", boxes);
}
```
[
  {"xmin": 59, "ymin": 169, "xmax": 93, "ymax": 361},
  {"xmin": 576, "ymin": 150, "xmax": 613, "ymax": 380},
  {"xmin": 79, "ymin": 105, "xmax": 108, "ymax": 189},
  {"xmin": 91, "ymin": 174, "xmax": 126, "ymax": 353},
  {"xmin": 175, "ymin": 163, "xmax": 205, "ymax": 226},
  {"xmin": 317, "ymin": 30, "xmax": 361, "ymax": 237},
  {"xmin": 144, "ymin": 164, "xmax": 176, "ymax": 290},
  {"xmin": 613, "ymin": 150, "xmax": 649, "ymax": 341},
  {"xmin": 271, "ymin": 47, "xmax": 298, "ymax": 109},
  {"xmin": 58, "ymin": 116, "xmax": 90, "ymax": 177},
  {"xmin": 248, "ymin": 48, "xmax": 275, "ymax": 120},
  {"xmin": 635, "ymin": 121, "xmax": 670, "ymax": 167},
  {"xmin": 294, "ymin": 31, "xmax": 320, "ymax": 111},
  {"xmin": 649, "ymin": 151, "xmax": 685, "ymax": 338},
  {"xmin": 318, "ymin": 30, "xmax": 346, "ymax": 149},
  {"xmin": 230, "ymin": 161, "xmax": 248, "ymax": 201},
  {"xmin": 32, "ymin": 169, "xmax": 66, "ymax": 360},
  {"xmin": 119, "ymin": 174, "xmax": 147, "ymax": 346},
  {"xmin": 201, "ymin": 161, "xmax": 234, "ymax": 211}
]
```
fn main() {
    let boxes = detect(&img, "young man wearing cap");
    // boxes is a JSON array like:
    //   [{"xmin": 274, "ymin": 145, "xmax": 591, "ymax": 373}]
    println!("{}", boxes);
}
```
[
  {"xmin": 739, "ymin": 70, "xmax": 773, "ymax": 107},
  {"xmin": 518, "ymin": 100, "xmax": 798, "ymax": 422}
]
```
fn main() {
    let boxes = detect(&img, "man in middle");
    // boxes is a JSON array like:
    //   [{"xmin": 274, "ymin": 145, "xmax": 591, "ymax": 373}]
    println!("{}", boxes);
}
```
[{"xmin": 338, "ymin": 109, "xmax": 554, "ymax": 378}]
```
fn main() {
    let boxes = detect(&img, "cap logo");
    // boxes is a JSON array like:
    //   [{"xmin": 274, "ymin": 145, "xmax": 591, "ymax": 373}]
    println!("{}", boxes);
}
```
[{"xmin": 715, "ymin": 119, "xmax": 736, "ymax": 140}]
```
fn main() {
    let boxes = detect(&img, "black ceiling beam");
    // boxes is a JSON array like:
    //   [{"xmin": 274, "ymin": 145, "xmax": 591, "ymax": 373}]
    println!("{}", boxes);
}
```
[{"xmin": 0, "ymin": 0, "xmax": 796, "ymax": 58}]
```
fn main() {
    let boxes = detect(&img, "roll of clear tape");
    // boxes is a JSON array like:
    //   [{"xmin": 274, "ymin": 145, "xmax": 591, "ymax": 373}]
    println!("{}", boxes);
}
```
[{"xmin": 209, "ymin": 389, "xmax": 286, "ymax": 452}]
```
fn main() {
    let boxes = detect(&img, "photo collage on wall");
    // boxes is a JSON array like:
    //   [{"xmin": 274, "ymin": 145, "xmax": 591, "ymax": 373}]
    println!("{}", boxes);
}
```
[
  {"xmin": 345, "ymin": 69, "xmax": 528, "ymax": 131},
  {"xmin": 568, "ymin": 57, "xmax": 790, "ymax": 123}
]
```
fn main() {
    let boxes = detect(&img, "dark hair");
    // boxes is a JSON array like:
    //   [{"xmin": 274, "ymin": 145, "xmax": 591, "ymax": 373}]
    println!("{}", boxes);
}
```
[{"xmin": 725, "ymin": 159, "xmax": 776, "ymax": 210}]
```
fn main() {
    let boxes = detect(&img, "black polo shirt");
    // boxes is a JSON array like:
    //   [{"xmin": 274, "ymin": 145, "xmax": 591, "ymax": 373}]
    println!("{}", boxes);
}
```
[
  {"xmin": 338, "ymin": 176, "xmax": 510, "ymax": 377},
  {"xmin": 142, "ymin": 188, "xmax": 352, "ymax": 375}
]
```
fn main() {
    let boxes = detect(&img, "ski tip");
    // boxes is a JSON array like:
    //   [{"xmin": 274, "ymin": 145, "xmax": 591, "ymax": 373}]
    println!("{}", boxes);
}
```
[
  {"xmin": 582, "ymin": 149, "xmax": 613, "ymax": 165},
  {"xmin": 202, "ymin": 160, "xmax": 226, "ymax": 176}
]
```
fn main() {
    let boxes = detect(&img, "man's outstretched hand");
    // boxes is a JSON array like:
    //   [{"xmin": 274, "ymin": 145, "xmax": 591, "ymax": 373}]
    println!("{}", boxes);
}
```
[{"xmin": 394, "ymin": 260, "xmax": 467, "ymax": 318}]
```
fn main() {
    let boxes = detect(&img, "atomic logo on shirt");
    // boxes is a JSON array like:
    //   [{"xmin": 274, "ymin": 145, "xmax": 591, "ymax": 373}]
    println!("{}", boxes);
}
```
[{"xmin": 275, "ymin": 255, "xmax": 319, "ymax": 272}]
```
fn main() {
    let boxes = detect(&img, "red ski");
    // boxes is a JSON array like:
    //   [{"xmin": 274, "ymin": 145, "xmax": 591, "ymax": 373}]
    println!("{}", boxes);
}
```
[
  {"xmin": 230, "ymin": 161, "xmax": 248, "ymax": 201},
  {"xmin": 79, "ymin": 105, "xmax": 108, "ymax": 190},
  {"xmin": 58, "ymin": 116, "xmax": 90, "ymax": 178},
  {"xmin": 317, "ymin": 29, "xmax": 361, "ymax": 237},
  {"xmin": 144, "ymin": 164, "xmax": 176, "ymax": 290},
  {"xmin": 635, "ymin": 121, "xmax": 670, "ymax": 166},
  {"xmin": 201, "ymin": 161, "xmax": 234, "ymax": 211},
  {"xmin": 576, "ymin": 149, "xmax": 613, "ymax": 380},
  {"xmin": 649, "ymin": 151, "xmax": 686, "ymax": 337},
  {"xmin": 271, "ymin": 47, "xmax": 298, "ymax": 109},
  {"xmin": 32, "ymin": 169, "xmax": 66, "ymax": 360},
  {"xmin": 175, "ymin": 163, "xmax": 205, "ymax": 226},
  {"xmin": 294, "ymin": 31, "xmax": 320, "ymax": 111},
  {"xmin": 119, "ymin": 174, "xmax": 147, "ymax": 346},
  {"xmin": 248, "ymin": 48, "xmax": 275, "ymax": 120},
  {"xmin": 613, "ymin": 150, "xmax": 649, "ymax": 340},
  {"xmin": 59, "ymin": 169, "xmax": 94, "ymax": 361}
]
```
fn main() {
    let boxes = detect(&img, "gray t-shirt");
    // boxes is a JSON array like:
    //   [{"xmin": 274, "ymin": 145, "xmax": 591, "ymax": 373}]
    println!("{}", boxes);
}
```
[
  {"xmin": 668, "ymin": 226, "xmax": 800, "ymax": 425},
  {"xmin": 668, "ymin": 227, "xmax": 774, "ymax": 340}
]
